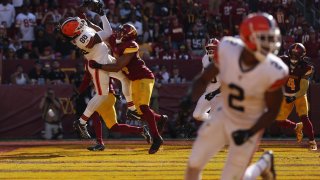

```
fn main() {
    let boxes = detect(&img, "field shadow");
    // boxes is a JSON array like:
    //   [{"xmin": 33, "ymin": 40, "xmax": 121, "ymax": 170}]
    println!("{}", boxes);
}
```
[{"xmin": 0, "ymin": 153, "xmax": 65, "ymax": 160}]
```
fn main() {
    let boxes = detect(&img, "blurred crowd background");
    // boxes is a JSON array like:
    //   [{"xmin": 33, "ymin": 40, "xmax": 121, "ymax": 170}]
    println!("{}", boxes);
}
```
[
  {"xmin": 2, "ymin": 0, "xmax": 320, "ymax": 84},
  {"xmin": 1, "ymin": 0, "xmax": 320, "ymax": 139}
]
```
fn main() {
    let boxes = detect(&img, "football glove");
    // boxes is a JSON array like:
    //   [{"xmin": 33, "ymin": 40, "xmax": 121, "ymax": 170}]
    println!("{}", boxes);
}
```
[
  {"xmin": 87, "ymin": 0, "xmax": 104, "ymax": 16},
  {"xmin": 205, "ymin": 88, "xmax": 221, "ymax": 101},
  {"xmin": 285, "ymin": 96, "xmax": 296, "ymax": 103},
  {"xmin": 232, "ymin": 129, "xmax": 253, "ymax": 146},
  {"xmin": 89, "ymin": 60, "xmax": 102, "ymax": 69}
]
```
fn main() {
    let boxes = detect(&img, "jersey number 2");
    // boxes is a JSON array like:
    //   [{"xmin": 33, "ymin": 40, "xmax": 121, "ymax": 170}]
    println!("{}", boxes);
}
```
[{"xmin": 228, "ymin": 83, "xmax": 244, "ymax": 112}]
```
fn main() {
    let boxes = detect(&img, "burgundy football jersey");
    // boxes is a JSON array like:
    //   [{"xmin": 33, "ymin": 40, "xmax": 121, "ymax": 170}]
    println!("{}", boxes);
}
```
[
  {"xmin": 108, "ymin": 35, "xmax": 154, "ymax": 80},
  {"xmin": 280, "ymin": 55, "xmax": 313, "ymax": 94}
]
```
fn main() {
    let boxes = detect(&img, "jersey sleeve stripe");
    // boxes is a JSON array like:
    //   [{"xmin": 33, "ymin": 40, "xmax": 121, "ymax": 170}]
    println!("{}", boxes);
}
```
[
  {"xmin": 123, "ymin": 47, "xmax": 139, "ymax": 54},
  {"xmin": 267, "ymin": 75, "xmax": 288, "ymax": 92}
]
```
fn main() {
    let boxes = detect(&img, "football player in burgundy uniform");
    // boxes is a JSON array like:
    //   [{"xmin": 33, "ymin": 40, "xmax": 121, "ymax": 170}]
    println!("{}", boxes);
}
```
[
  {"xmin": 185, "ymin": 13, "xmax": 288, "ymax": 180},
  {"xmin": 76, "ymin": 59, "xmax": 151, "ymax": 151},
  {"xmin": 276, "ymin": 43, "xmax": 317, "ymax": 151},
  {"xmin": 89, "ymin": 23, "xmax": 168, "ymax": 154}
]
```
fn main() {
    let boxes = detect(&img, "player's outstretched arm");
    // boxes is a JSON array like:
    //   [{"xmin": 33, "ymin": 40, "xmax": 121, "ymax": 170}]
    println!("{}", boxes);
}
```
[
  {"xmin": 89, "ymin": 53, "xmax": 134, "ymax": 72},
  {"xmin": 188, "ymin": 63, "xmax": 219, "ymax": 101}
]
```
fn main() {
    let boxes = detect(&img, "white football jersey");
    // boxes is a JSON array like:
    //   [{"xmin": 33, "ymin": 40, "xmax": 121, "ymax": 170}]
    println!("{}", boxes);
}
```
[
  {"xmin": 217, "ymin": 36, "xmax": 288, "ymax": 124},
  {"xmin": 16, "ymin": 13, "xmax": 36, "ymax": 41},
  {"xmin": 202, "ymin": 54, "xmax": 221, "ymax": 92},
  {"xmin": 0, "ymin": 3, "xmax": 15, "ymax": 27},
  {"xmin": 72, "ymin": 26, "xmax": 112, "ymax": 65}
]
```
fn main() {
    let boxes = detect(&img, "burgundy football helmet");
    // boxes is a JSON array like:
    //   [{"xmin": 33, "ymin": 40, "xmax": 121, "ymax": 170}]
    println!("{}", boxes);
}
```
[
  {"xmin": 115, "ymin": 23, "xmax": 138, "ymax": 44},
  {"xmin": 287, "ymin": 43, "xmax": 306, "ymax": 64}
]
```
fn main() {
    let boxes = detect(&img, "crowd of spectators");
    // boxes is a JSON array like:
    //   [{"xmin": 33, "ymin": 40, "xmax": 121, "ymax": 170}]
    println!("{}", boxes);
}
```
[{"xmin": 1, "ymin": 0, "xmax": 320, "ymax": 86}]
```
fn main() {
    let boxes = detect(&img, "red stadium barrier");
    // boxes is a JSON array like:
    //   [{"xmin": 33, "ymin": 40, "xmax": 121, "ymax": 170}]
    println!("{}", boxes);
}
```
[
  {"xmin": 0, "ymin": 84, "xmax": 320, "ymax": 139},
  {"xmin": 0, "ymin": 59, "xmax": 202, "ymax": 84}
]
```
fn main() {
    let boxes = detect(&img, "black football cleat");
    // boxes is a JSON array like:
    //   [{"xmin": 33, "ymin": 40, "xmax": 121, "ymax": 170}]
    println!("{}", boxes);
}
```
[
  {"xmin": 73, "ymin": 120, "xmax": 91, "ymax": 139},
  {"xmin": 157, "ymin": 115, "xmax": 168, "ymax": 133},
  {"xmin": 126, "ymin": 109, "xmax": 142, "ymax": 121},
  {"xmin": 141, "ymin": 125, "xmax": 152, "ymax": 144},
  {"xmin": 148, "ymin": 136, "xmax": 163, "ymax": 154},
  {"xmin": 87, "ymin": 143, "xmax": 105, "ymax": 151}
]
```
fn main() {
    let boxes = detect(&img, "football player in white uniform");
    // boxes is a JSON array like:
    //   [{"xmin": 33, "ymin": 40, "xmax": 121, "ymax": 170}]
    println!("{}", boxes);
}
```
[
  {"xmin": 185, "ymin": 13, "xmax": 288, "ymax": 180},
  {"xmin": 193, "ymin": 38, "xmax": 221, "ymax": 121},
  {"xmin": 60, "ymin": 4, "xmax": 137, "ymax": 138}
]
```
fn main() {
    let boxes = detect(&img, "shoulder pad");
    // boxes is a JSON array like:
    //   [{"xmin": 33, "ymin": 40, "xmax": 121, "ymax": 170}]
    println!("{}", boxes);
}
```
[{"xmin": 123, "ymin": 41, "xmax": 139, "ymax": 54}]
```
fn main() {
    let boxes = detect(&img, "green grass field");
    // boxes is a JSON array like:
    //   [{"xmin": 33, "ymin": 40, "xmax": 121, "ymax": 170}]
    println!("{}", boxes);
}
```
[{"xmin": 0, "ymin": 140, "xmax": 319, "ymax": 179}]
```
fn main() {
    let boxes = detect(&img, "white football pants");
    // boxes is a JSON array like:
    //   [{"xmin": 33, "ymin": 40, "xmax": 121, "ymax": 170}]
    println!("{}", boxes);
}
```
[
  {"xmin": 193, "ymin": 93, "xmax": 221, "ymax": 121},
  {"xmin": 187, "ymin": 108, "xmax": 263, "ymax": 180}
]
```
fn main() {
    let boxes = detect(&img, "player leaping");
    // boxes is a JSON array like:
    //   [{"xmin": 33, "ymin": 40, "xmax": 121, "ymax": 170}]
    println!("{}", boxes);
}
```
[
  {"xmin": 89, "ymin": 23, "xmax": 168, "ymax": 154},
  {"xmin": 59, "ymin": 1, "xmax": 141, "ymax": 139},
  {"xmin": 193, "ymin": 38, "xmax": 221, "ymax": 121}
]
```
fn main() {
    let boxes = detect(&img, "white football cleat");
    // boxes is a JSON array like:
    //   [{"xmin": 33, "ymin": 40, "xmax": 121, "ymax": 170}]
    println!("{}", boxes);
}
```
[{"xmin": 261, "ymin": 150, "xmax": 276, "ymax": 180}]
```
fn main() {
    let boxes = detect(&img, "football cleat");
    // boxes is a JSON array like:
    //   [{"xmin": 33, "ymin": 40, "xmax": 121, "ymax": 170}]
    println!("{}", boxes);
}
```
[
  {"xmin": 309, "ymin": 140, "xmax": 317, "ymax": 151},
  {"xmin": 87, "ymin": 143, "xmax": 105, "ymax": 151},
  {"xmin": 126, "ymin": 109, "xmax": 142, "ymax": 121},
  {"xmin": 141, "ymin": 125, "xmax": 152, "ymax": 144},
  {"xmin": 148, "ymin": 136, "xmax": 163, "ymax": 154},
  {"xmin": 295, "ymin": 122, "xmax": 303, "ymax": 143},
  {"xmin": 261, "ymin": 150, "xmax": 276, "ymax": 180},
  {"xmin": 73, "ymin": 120, "xmax": 91, "ymax": 139},
  {"xmin": 157, "ymin": 115, "xmax": 168, "ymax": 134}
]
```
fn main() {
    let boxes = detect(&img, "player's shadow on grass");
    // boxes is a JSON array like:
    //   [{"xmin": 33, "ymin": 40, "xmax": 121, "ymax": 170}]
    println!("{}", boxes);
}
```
[{"xmin": 0, "ymin": 153, "xmax": 65, "ymax": 160}]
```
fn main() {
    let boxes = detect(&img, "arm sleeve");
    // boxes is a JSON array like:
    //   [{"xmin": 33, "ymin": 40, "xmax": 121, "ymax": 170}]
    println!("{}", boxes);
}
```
[{"xmin": 96, "ymin": 15, "xmax": 112, "ymax": 41}]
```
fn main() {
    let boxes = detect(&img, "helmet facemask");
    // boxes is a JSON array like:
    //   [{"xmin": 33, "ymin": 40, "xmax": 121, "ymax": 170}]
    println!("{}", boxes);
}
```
[
  {"xmin": 251, "ymin": 28, "xmax": 281, "ymax": 61},
  {"xmin": 205, "ymin": 45, "xmax": 217, "ymax": 59}
]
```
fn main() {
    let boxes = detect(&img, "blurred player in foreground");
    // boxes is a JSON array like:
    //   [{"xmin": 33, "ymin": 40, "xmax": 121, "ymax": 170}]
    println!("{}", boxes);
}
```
[
  {"xmin": 184, "ymin": 13, "xmax": 288, "ymax": 180},
  {"xmin": 276, "ymin": 43, "xmax": 317, "ymax": 151}
]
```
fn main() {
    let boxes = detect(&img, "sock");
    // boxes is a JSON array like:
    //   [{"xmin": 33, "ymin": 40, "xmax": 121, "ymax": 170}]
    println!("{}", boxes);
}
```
[
  {"xmin": 110, "ymin": 123, "xmax": 142, "ymax": 134},
  {"xmin": 140, "ymin": 105, "xmax": 160, "ymax": 138},
  {"xmin": 127, "ymin": 101, "xmax": 136, "ymax": 111},
  {"xmin": 79, "ymin": 115, "xmax": 89, "ymax": 125},
  {"xmin": 300, "ymin": 115, "xmax": 315, "ymax": 141},
  {"xmin": 276, "ymin": 119, "xmax": 296, "ymax": 129},
  {"xmin": 91, "ymin": 112, "xmax": 103, "ymax": 145},
  {"xmin": 244, "ymin": 158, "xmax": 268, "ymax": 180}
]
